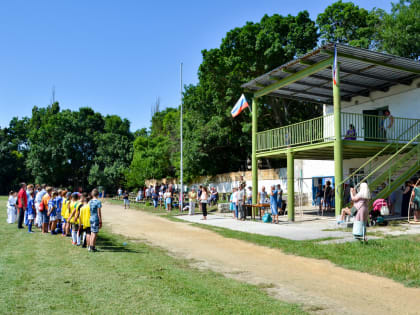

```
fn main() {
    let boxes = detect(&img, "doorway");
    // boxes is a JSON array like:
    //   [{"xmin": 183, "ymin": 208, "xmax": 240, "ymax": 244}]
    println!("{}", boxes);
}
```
[{"xmin": 363, "ymin": 106, "xmax": 388, "ymax": 141}]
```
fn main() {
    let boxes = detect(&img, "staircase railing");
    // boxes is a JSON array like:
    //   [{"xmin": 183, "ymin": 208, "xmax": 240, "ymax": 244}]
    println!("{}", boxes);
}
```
[
  {"xmin": 372, "ymin": 145, "xmax": 420, "ymax": 202},
  {"xmin": 357, "ymin": 132, "xmax": 420, "ymax": 188},
  {"xmin": 338, "ymin": 120, "xmax": 420, "ymax": 188}
]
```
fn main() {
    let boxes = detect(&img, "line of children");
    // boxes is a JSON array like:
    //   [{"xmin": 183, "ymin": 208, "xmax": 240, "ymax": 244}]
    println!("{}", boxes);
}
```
[{"xmin": 9, "ymin": 185, "xmax": 103, "ymax": 252}]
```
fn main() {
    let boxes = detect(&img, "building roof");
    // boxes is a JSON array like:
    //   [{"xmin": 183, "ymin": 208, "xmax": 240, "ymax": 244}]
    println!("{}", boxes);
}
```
[{"xmin": 242, "ymin": 43, "xmax": 420, "ymax": 104}]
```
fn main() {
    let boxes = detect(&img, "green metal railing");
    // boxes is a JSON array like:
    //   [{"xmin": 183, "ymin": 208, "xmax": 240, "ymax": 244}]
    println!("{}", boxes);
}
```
[
  {"xmin": 257, "ymin": 115, "xmax": 331, "ymax": 152},
  {"xmin": 339, "ymin": 119, "xmax": 420, "ymax": 188},
  {"xmin": 256, "ymin": 113, "xmax": 420, "ymax": 152}
]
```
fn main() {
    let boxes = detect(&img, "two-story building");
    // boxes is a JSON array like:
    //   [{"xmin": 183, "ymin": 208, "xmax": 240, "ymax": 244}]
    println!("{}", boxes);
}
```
[{"xmin": 242, "ymin": 43, "xmax": 420, "ymax": 221}]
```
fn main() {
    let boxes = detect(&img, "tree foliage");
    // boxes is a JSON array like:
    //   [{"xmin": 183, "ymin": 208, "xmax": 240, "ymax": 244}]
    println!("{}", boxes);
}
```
[
  {"xmin": 317, "ymin": 0, "xmax": 383, "ymax": 49},
  {"xmin": 1, "ymin": 103, "xmax": 134, "ymax": 193},
  {"xmin": 2, "ymin": 1, "xmax": 420, "ymax": 192},
  {"xmin": 380, "ymin": 0, "xmax": 420, "ymax": 59}
]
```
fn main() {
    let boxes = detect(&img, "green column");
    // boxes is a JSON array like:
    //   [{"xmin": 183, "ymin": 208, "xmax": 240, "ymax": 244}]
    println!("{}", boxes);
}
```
[
  {"xmin": 252, "ymin": 98, "xmax": 258, "ymax": 218},
  {"xmin": 287, "ymin": 149, "xmax": 294, "ymax": 221},
  {"xmin": 333, "ymin": 62, "xmax": 343, "ymax": 217}
]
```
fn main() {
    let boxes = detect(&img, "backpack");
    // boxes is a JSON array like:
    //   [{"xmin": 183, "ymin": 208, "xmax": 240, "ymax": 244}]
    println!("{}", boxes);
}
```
[
  {"xmin": 39, "ymin": 200, "xmax": 45, "ymax": 212},
  {"xmin": 262, "ymin": 213, "xmax": 272, "ymax": 223}
]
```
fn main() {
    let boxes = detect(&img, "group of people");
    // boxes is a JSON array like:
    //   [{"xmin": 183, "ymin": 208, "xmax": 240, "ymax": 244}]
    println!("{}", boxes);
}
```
[
  {"xmin": 6, "ymin": 183, "xmax": 102, "ymax": 252},
  {"xmin": 338, "ymin": 176, "xmax": 420, "ymax": 226},
  {"xmin": 228, "ymin": 184, "xmax": 284, "ymax": 223},
  {"xmin": 315, "ymin": 181, "xmax": 334, "ymax": 215}
]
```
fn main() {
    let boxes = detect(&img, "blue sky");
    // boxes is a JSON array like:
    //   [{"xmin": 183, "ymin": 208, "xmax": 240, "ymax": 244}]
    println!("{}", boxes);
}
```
[{"xmin": 0, "ymin": 0, "xmax": 391, "ymax": 131}]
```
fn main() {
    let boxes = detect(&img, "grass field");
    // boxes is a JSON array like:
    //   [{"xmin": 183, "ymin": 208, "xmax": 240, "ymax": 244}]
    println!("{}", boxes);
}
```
[
  {"xmin": 117, "ymin": 200, "xmax": 420, "ymax": 288},
  {"xmin": 0, "ymin": 196, "xmax": 305, "ymax": 314}
]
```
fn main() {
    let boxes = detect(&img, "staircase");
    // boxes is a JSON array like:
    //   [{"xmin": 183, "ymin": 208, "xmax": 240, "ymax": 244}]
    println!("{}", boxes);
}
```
[
  {"xmin": 366, "ymin": 138, "xmax": 420, "ymax": 202},
  {"xmin": 340, "ymin": 123, "xmax": 420, "ymax": 206}
]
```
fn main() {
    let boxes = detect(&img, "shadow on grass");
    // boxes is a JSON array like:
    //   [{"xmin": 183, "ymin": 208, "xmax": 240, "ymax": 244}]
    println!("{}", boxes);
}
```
[{"xmin": 96, "ymin": 233, "xmax": 144, "ymax": 254}]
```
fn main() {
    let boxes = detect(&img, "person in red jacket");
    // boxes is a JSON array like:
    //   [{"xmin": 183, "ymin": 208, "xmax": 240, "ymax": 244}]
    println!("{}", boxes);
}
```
[{"xmin": 17, "ymin": 183, "xmax": 27, "ymax": 229}]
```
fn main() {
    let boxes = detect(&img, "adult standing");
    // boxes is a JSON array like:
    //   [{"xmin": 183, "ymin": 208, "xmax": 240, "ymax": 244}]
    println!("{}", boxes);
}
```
[
  {"xmin": 188, "ymin": 188, "xmax": 197, "ymax": 215},
  {"xmin": 276, "ymin": 184, "xmax": 283, "ymax": 214},
  {"xmin": 316, "ymin": 184, "xmax": 324, "ymax": 215},
  {"xmin": 351, "ymin": 183, "xmax": 371, "ymax": 239},
  {"xmin": 383, "ymin": 109, "xmax": 394, "ymax": 142},
  {"xmin": 410, "ymin": 178, "xmax": 420, "ymax": 222},
  {"xmin": 89, "ymin": 188, "xmax": 102, "ymax": 252},
  {"xmin": 35, "ymin": 185, "xmax": 46, "ymax": 228},
  {"xmin": 237, "ymin": 185, "xmax": 246, "ymax": 221},
  {"xmin": 401, "ymin": 181, "xmax": 412, "ymax": 218},
  {"xmin": 270, "ymin": 185, "xmax": 279, "ymax": 224},
  {"xmin": 197, "ymin": 185, "xmax": 203, "ymax": 213},
  {"xmin": 200, "ymin": 186, "xmax": 208, "ymax": 220},
  {"xmin": 145, "ymin": 187, "xmax": 151, "ymax": 200},
  {"xmin": 17, "ymin": 183, "xmax": 27, "ymax": 229},
  {"xmin": 164, "ymin": 189, "xmax": 172, "ymax": 212},
  {"xmin": 259, "ymin": 186, "xmax": 267, "ymax": 204},
  {"xmin": 323, "ymin": 181, "xmax": 332, "ymax": 213}
]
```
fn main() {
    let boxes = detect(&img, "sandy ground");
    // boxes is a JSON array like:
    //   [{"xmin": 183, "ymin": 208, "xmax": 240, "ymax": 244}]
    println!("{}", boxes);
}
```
[{"xmin": 102, "ymin": 203, "xmax": 420, "ymax": 315}]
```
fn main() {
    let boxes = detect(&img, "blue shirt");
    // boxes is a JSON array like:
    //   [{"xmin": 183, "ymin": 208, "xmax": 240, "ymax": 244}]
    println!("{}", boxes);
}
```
[
  {"xmin": 270, "ymin": 190, "xmax": 278, "ymax": 206},
  {"xmin": 27, "ymin": 197, "xmax": 35, "ymax": 216},
  {"xmin": 89, "ymin": 199, "xmax": 102, "ymax": 220},
  {"xmin": 55, "ymin": 196, "xmax": 62, "ymax": 213},
  {"xmin": 48, "ymin": 199, "xmax": 56, "ymax": 216},
  {"xmin": 35, "ymin": 189, "xmax": 46, "ymax": 203}
]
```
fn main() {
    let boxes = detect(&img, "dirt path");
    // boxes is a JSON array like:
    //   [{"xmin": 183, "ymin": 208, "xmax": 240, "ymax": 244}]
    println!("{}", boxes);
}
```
[{"xmin": 102, "ymin": 203, "xmax": 420, "ymax": 314}]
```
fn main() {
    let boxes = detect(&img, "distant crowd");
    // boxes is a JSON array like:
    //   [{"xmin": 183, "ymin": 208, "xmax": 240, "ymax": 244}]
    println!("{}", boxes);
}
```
[{"xmin": 6, "ymin": 183, "xmax": 102, "ymax": 252}]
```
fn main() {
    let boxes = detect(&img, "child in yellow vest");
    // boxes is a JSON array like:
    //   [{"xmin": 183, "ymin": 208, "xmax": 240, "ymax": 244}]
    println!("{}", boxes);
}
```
[
  {"xmin": 68, "ymin": 193, "xmax": 82, "ymax": 246},
  {"xmin": 60, "ymin": 190, "xmax": 69, "ymax": 236},
  {"xmin": 79, "ymin": 195, "xmax": 91, "ymax": 249}
]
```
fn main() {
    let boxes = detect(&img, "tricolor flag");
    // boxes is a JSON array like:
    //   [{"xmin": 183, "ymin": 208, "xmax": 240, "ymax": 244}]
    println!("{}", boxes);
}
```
[
  {"xmin": 231, "ymin": 94, "xmax": 250, "ymax": 118},
  {"xmin": 332, "ymin": 43, "xmax": 338, "ymax": 86}
]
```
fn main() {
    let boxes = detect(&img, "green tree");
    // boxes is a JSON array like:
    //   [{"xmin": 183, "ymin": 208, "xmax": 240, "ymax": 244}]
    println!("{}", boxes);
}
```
[
  {"xmin": 317, "ymin": 0, "xmax": 383, "ymax": 49},
  {"xmin": 0, "ymin": 127, "xmax": 28, "ymax": 193},
  {"xmin": 380, "ymin": 0, "xmax": 420, "ymax": 59},
  {"xmin": 181, "ymin": 12, "xmax": 319, "ymax": 180}
]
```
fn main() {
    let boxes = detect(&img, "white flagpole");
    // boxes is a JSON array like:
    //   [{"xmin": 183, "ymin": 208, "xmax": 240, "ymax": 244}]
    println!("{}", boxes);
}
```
[{"xmin": 180, "ymin": 62, "xmax": 183, "ymax": 210}]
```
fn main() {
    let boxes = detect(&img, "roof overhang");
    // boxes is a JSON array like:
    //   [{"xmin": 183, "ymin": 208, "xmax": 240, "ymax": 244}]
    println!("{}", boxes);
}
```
[{"xmin": 242, "ymin": 43, "xmax": 420, "ymax": 104}]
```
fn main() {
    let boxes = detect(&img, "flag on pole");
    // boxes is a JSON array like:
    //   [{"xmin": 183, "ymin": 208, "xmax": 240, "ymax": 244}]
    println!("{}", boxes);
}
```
[
  {"xmin": 231, "ymin": 94, "xmax": 250, "ymax": 118},
  {"xmin": 332, "ymin": 43, "xmax": 338, "ymax": 86}
]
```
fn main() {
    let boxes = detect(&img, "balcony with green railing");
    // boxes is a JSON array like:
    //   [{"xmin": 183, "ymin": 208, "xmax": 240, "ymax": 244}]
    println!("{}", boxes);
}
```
[{"xmin": 257, "ymin": 112, "xmax": 420, "ymax": 155}]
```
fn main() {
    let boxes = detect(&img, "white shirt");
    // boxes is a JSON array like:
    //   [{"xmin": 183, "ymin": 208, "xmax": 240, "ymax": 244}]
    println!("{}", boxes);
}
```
[
  {"xmin": 8, "ymin": 196, "xmax": 17, "ymax": 207},
  {"xmin": 246, "ymin": 190, "xmax": 252, "ymax": 198},
  {"xmin": 232, "ymin": 191, "xmax": 238, "ymax": 203}
]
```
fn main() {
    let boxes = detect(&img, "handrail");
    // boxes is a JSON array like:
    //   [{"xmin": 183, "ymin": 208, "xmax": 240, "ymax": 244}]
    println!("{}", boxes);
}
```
[
  {"xmin": 358, "ymin": 132, "xmax": 420, "ymax": 187},
  {"xmin": 339, "ymin": 119, "xmax": 420, "ymax": 187},
  {"xmin": 257, "ymin": 113, "xmax": 420, "ymax": 153}
]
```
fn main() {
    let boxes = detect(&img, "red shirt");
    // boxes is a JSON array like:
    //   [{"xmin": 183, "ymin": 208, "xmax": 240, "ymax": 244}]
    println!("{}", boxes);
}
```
[{"xmin": 17, "ymin": 188, "xmax": 27, "ymax": 208}]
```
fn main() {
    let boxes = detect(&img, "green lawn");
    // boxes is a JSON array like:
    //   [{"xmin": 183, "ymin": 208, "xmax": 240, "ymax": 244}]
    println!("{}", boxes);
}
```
[
  {"xmin": 0, "ymin": 196, "xmax": 305, "ymax": 315},
  {"xmin": 128, "ymin": 201, "xmax": 420, "ymax": 288}
]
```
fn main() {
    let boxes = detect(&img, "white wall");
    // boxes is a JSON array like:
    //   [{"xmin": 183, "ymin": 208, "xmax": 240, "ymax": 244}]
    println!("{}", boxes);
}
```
[
  {"xmin": 341, "ymin": 79, "xmax": 420, "ymax": 141},
  {"xmin": 342, "ymin": 78, "xmax": 420, "ymax": 118}
]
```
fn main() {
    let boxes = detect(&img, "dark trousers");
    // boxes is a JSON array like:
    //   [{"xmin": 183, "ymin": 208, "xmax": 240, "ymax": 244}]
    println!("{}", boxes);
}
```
[
  {"xmin": 18, "ymin": 208, "xmax": 25, "ymax": 228},
  {"xmin": 202, "ymin": 202, "xmax": 207, "ymax": 217}
]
